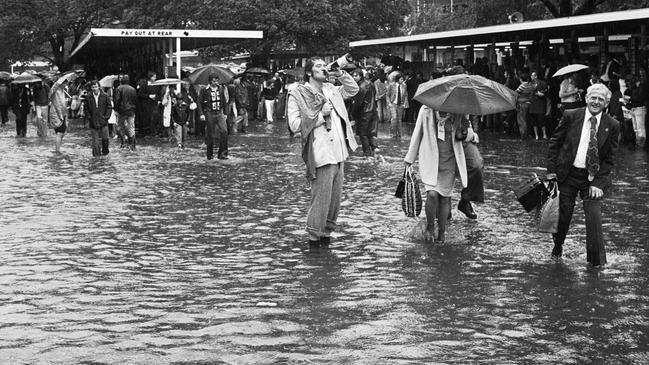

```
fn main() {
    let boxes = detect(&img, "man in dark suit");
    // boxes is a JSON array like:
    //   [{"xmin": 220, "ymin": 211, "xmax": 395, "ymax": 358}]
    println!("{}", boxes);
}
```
[
  {"xmin": 547, "ymin": 83, "xmax": 620, "ymax": 267},
  {"xmin": 85, "ymin": 80, "xmax": 113, "ymax": 157},
  {"xmin": 197, "ymin": 74, "xmax": 229, "ymax": 160}
]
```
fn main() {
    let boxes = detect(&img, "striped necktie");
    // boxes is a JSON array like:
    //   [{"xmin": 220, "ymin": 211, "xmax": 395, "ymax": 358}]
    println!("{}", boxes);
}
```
[{"xmin": 586, "ymin": 116, "xmax": 600, "ymax": 180}]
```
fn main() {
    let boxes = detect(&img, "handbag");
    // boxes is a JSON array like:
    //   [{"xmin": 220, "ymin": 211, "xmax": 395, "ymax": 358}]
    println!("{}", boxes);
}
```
[
  {"xmin": 394, "ymin": 167, "xmax": 406, "ymax": 198},
  {"xmin": 513, "ymin": 173, "xmax": 550, "ymax": 212},
  {"xmin": 538, "ymin": 181, "xmax": 559, "ymax": 233},
  {"xmin": 401, "ymin": 166, "xmax": 422, "ymax": 217}
]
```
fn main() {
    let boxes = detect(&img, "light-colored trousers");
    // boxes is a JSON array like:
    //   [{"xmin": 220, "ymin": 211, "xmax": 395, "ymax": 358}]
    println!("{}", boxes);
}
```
[
  {"xmin": 35, "ymin": 105, "xmax": 48, "ymax": 137},
  {"xmin": 389, "ymin": 104, "xmax": 404, "ymax": 137},
  {"xmin": 631, "ymin": 106, "xmax": 646, "ymax": 139},
  {"xmin": 264, "ymin": 99, "xmax": 275, "ymax": 123},
  {"xmin": 307, "ymin": 163, "xmax": 344, "ymax": 240},
  {"xmin": 175, "ymin": 123, "xmax": 187, "ymax": 145}
]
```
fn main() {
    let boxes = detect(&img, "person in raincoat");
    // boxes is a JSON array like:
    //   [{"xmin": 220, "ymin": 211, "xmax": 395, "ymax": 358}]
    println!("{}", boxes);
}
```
[
  {"xmin": 48, "ymin": 80, "xmax": 69, "ymax": 153},
  {"xmin": 404, "ymin": 107, "xmax": 470, "ymax": 243}
]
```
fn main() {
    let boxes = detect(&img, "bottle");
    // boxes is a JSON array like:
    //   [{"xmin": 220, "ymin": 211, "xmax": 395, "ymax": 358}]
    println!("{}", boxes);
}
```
[{"xmin": 327, "ymin": 54, "xmax": 353, "ymax": 72}]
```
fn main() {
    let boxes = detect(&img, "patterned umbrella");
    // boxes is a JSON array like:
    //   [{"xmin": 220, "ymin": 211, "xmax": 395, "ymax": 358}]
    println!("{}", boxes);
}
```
[
  {"xmin": 187, "ymin": 64, "xmax": 235, "ymax": 85},
  {"xmin": 49, "ymin": 71, "xmax": 78, "ymax": 99},
  {"xmin": 0, "ymin": 71, "xmax": 12, "ymax": 81}
]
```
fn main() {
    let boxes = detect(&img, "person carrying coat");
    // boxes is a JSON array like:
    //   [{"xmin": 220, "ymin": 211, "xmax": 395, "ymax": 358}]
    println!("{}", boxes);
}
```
[{"xmin": 85, "ymin": 80, "xmax": 113, "ymax": 156}]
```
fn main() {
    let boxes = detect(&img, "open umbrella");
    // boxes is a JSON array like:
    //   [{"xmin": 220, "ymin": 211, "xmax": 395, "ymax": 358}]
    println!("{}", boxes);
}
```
[
  {"xmin": 99, "ymin": 74, "xmax": 119, "ymax": 88},
  {"xmin": 11, "ymin": 72, "xmax": 42, "ymax": 85},
  {"xmin": 151, "ymin": 78, "xmax": 189, "ymax": 86},
  {"xmin": 49, "ymin": 71, "xmax": 78, "ymax": 98},
  {"xmin": 414, "ymin": 74, "xmax": 517, "ymax": 115},
  {"xmin": 187, "ymin": 64, "xmax": 235, "ymax": 85},
  {"xmin": 0, "ymin": 71, "xmax": 12, "ymax": 81},
  {"xmin": 244, "ymin": 67, "xmax": 271, "ymax": 75},
  {"xmin": 553, "ymin": 64, "xmax": 589, "ymax": 78}
]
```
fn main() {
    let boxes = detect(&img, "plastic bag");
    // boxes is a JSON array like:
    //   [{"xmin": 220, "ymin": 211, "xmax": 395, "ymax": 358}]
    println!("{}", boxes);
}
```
[{"xmin": 538, "ymin": 181, "xmax": 559, "ymax": 233}]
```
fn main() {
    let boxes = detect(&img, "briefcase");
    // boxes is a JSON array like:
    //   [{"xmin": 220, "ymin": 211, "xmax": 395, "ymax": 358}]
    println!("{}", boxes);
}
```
[{"xmin": 513, "ymin": 173, "xmax": 550, "ymax": 212}]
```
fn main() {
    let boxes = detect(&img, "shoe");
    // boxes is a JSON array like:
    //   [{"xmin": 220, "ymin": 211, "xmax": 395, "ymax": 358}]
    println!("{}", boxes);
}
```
[
  {"xmin": 217, "ymin": 155, "xmax": 228, "ymax": 160},
  {"xmin": 207, "ymin": 155, "xmax": 213, "ymax": 160},
  {"xmin": 551, "ymin": 244, "xmax": 562, "ymax": 258},
  {"xmin": 457, "ymin": 199, "xmax": 477, "ymax": 219},
  {"xmin": 308, "ymin": 239, "xmax": 320, "ymax": 247},
  {"xmin": 320, "ymin": 236, "xmax": 331, "ymax": 246}
]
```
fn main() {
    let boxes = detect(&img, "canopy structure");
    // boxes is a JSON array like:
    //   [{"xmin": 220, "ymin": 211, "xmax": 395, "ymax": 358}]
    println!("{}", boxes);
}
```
[
  {"xmin": 349, "ymin": 8, "xmax": 649, "ymax": 74},
  {"xmin": 70, "ymin": 28, "xmax": 263, "ymax": 80}
]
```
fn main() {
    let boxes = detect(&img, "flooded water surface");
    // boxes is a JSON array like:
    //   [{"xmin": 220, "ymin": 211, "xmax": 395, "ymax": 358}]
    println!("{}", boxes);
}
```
[{"xmin": 1, "ymin": 120, "xmax": 648, "ymax": 364}]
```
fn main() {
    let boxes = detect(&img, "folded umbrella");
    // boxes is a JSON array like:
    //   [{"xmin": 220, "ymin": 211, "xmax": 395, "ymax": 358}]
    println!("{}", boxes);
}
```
[
  {"xmin": 187, "ymin": 64, "xmax": 235, "ymax": 85},
  {"xmin": 553, "ymin": 64, "xmax": 589, "ymax": 78},
  {"xmin": 414, "ymin": 74, "xmax": 518, "ymax": 115}
]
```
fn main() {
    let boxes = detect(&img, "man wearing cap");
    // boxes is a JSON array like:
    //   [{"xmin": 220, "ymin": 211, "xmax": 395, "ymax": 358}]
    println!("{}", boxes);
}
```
[
  {"xmin": 198, "ymin": 74, "xmax": 229, "ymax": 160},
  {"xmin": 546, "ymin": 83, "xmax": 619, "ymax": 267}
]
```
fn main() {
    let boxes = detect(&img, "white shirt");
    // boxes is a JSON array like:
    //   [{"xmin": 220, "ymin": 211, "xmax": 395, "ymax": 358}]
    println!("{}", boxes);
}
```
[
  {"xmin": 287, "ymin": 85, "xmax": 348, "ymax": 167},
  {"xmin": 93, "ymin": 92, "xmax": 100, "ymax": 106},
  {"xmin": 573, "ymin": 111, "xmax": 601, "ymax": 169}
]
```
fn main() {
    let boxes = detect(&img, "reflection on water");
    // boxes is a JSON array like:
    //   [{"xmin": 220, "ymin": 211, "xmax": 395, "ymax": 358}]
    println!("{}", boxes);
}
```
[{"xmin": 1, "ymin": 121, "xmax": 648, "ymax": 364}]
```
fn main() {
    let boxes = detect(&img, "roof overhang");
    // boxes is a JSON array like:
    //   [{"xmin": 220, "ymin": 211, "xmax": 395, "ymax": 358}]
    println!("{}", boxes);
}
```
[
  {"xmin": 350, "ymin": 8, "xmax": 649, "ymax": 48},
  {"xmin": 70, "ymin": 28, "xmax": 264, "ymax": 58}
]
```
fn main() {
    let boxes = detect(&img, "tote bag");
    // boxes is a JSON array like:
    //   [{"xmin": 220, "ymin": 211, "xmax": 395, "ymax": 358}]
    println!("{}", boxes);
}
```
[{"xmin": 401, "ymin": 166, "xmax": 422, "ymax": 217}]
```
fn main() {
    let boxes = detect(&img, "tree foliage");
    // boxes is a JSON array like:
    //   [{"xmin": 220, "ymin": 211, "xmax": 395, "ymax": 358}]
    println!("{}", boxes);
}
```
[
  {"xmin": 0, "ymin": 0, "xmax": 125, "ymax": 71},
  {"xmin": 404, "ymin": 0, "xmax": 649, "ymax": 35},
  {"xmin": 0, "ymin": 0, "xmax": 411, "ymax": 70}
]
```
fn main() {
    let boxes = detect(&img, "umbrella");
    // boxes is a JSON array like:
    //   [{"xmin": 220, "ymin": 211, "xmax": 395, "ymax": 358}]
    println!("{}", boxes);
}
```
[
  {"xmin": 187, "ymin": 64, "xmax": 235, "ymax": 85},
  {"xmin": 244, "ymin": 67, "xmax": 271, "ymax": 75},
  {"xmin": 0, "ymin": 71, "xmax": 12, "ymax": 81},
  {"xmin": 49, "ymin": 71, "xmax": 78, "ymax": 98},
  {"xmin": 151, "ymin": 78, "xmax": 188, "ymax": 86},
  {"xmin": 414, "ymin": 74, "xmax": 518, "ymax": 115},
  {"xmin": 553, "ymin": 64, "xmax": 589, "ymax": 78},
  {"xmin": 11, "ymin": 72, "xmax": 42, "ymax": 84},
  {"xmin": 99, "ymin": 74, "xmax": 119, "ymax": 88}
]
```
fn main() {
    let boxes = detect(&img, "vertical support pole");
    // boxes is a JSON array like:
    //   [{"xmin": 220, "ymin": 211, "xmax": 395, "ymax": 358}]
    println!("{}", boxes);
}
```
[
  {"xmin": 176, "ymin": 37, "xmax": 182, "ymax": 88},
  {"xmin": 640, "ymin": 23, "xmax": 647, "ymax": 70}
]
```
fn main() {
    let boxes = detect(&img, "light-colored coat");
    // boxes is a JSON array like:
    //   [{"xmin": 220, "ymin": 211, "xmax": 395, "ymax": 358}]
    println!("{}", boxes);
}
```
[{"xmin": 404, "ymin": 106, "xmax": 468, "ymax": 188}]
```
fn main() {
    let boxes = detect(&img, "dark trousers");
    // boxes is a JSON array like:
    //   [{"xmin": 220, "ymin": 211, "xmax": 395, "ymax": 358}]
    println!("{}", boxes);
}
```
[
  {"xmin": 15, "ymin": 110, "xmax": 28, "ymax": 136},
  {"xmin": 0, "ymin": 105, "xmax": 8, "ymax": 124},
  {"xmin": 356, "ymin": 111, "xmax": 377, "ymax": 156},
  {"xmin": 91, "ymin": 126, "xmax": 110, "ymax": 156},
  {"xmin": 205, "ymin": 111, "xmax": 228, "ymax": 159},
  {"xmin": 553, "ymin": 167, "xmax": 607, "ymax": 266},
  {"xmin": 461, "ymin": 142, "xmax": 485, "ymax": 203}
]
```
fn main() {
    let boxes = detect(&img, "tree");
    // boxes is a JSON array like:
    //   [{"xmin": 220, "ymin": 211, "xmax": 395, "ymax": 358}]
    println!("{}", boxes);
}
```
[{"xmin": 0, "ymin": 0, "xmax": 126, "ymax": 71}]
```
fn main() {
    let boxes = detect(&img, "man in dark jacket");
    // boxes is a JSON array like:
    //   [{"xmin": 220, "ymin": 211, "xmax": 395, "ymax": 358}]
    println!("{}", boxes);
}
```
[
  {"xmin": 114, "ymin": 75, "xmax": 138, "ymax": 149},
  {"xmin": 0, "ymin": 81, "xmax": 12, "ymax": 125},
  {"xmin": 547, "ymin": 83, "xmax": 620, "ymax": 267},
  {"xmin": 197, "ymin": 74, "xmax": 229, "ymax": 160},
  {"xmin": 351, "ymin": 69, "xmax": 378, "ymax": 157},
  {"xmin": 85, "ymin": 80, "xmax": 113, "ymax": 156},
  {"xmin": 233, "ymin": 76, "xmax": 249, "ymax": 134}
]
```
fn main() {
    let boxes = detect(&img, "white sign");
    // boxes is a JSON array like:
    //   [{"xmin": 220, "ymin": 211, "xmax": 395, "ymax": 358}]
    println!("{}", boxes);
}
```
[{"xmin": 90, "ymin": 28, "xmax": 263, "ymax": 39}]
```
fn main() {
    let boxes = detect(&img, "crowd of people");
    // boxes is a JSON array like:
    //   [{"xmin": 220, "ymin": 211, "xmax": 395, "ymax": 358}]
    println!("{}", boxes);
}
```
[{"xmin": 0, "ymin": 52, "xmax": 644, "ymax": 266}]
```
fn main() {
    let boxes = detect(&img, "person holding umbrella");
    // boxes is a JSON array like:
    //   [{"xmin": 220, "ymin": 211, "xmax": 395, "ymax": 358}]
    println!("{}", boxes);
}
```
[
  {"xmin": 197, "ymin": 74, "xmax": 229, "ymax": 160},
  {"xmin": 11, "ymin": 83, "xmax": 32, "ymax": 137}
]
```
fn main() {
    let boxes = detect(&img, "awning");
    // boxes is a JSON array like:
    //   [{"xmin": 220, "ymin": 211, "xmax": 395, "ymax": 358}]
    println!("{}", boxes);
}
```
[
  {"xmin": 70, "ymin": 28, "xmax": 263, "ymax": 58},
  {"xmin": 350, "ymin": 8, "xmax": 649, "ymax": 48}
]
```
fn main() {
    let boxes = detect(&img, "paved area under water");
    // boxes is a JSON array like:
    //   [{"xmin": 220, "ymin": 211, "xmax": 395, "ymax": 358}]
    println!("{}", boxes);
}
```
[{"xmin": 1, "ymin": 118, "xmax": 648, "ymax": 364}]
